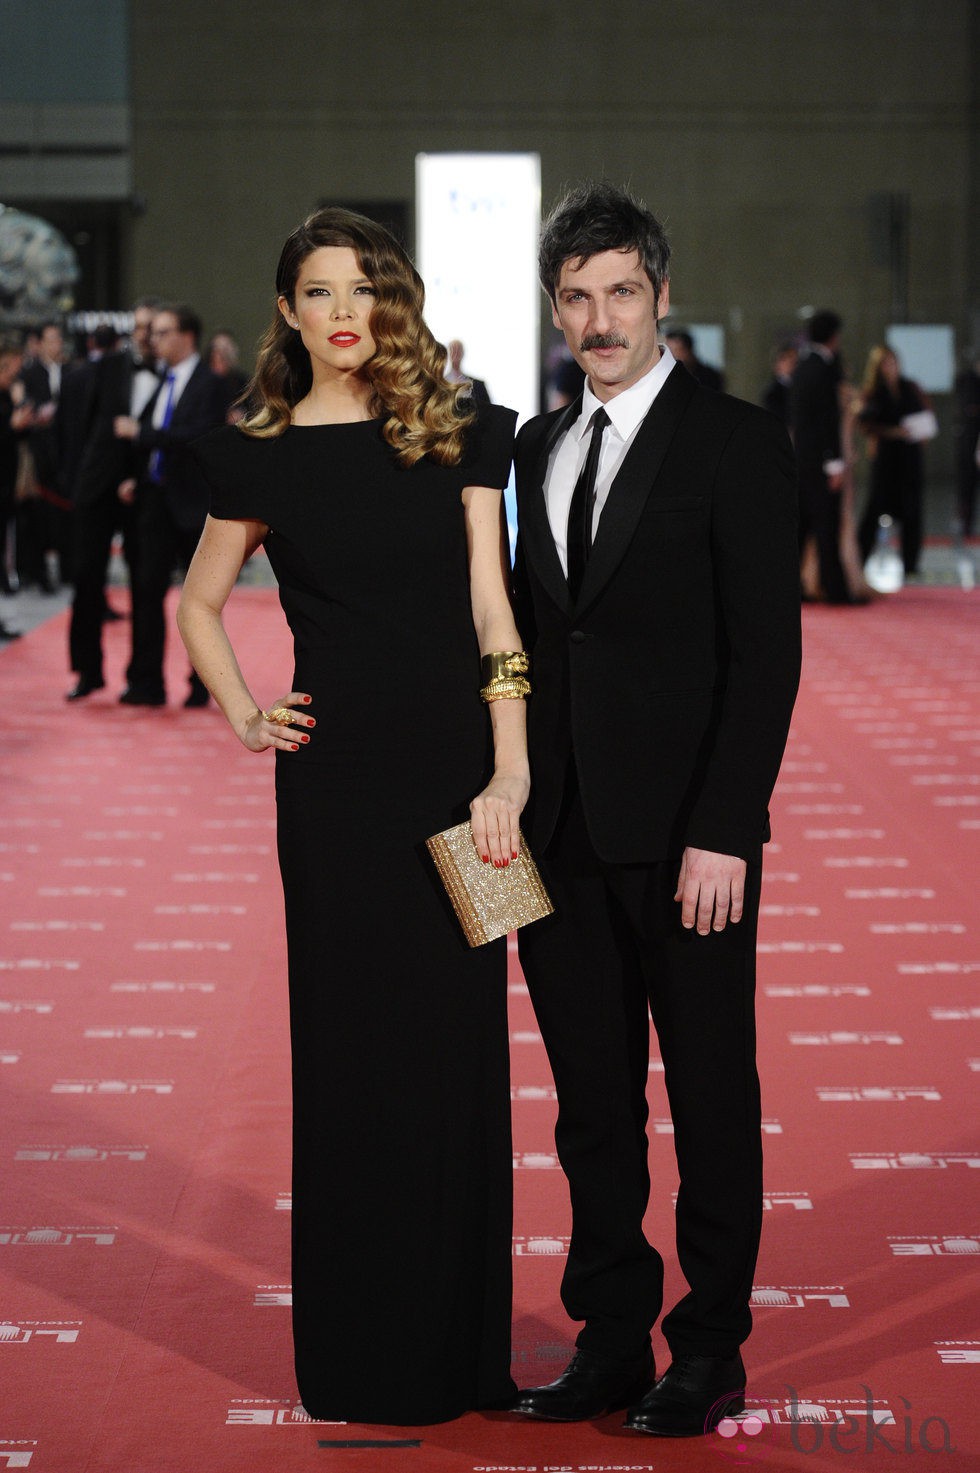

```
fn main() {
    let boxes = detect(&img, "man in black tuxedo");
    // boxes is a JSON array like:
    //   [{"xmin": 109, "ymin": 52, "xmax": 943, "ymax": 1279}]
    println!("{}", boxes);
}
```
[
  {"xmin": 65, "ymin": 303, "xmax": 162, "ymax": 699},
  {"xmin": 114, "ymin": 303, "xmax": 225, "ymax": 706},
  {"xmin": 789, "ymin": 311, "xmax": 853, "ymax": 604},
  {"xmin": 510, "ymin": 183, "xmax": 801, "ymax": 1436}
]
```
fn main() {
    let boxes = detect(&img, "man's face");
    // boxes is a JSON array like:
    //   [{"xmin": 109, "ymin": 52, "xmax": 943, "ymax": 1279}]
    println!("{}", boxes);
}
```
[
  {"xmin": 551, "ymin": 249, "xmax": 668, "ymax": 402},
  {"xmin": 150, "ymin": 312, "xmax": 193, "ymax": 368},
  {"xmin": 132, "ymin": 308, "xmax": 155, "ymax": 359},
  {"xmin": 39, "ymin": 325, "xmax": 64, "ymax": 362}
]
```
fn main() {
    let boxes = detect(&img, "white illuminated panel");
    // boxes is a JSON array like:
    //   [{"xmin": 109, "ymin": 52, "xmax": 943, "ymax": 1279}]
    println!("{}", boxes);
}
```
[
  {"xmin": 885, "ymin": 324, "xmax": 955, "ymax": 393},
  {"xmin": 416, "ymin": 152, "xmax": 541, "ymax": 427}
]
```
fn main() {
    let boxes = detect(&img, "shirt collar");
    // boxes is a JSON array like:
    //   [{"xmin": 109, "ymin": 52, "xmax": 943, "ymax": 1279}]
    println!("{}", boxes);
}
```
[
  {"xmin": 167, "ymin": 351, "xmax": 200, "ymax": 391},
  {"xmin": 577, "ymin": 346, "xmax": 676, "ymax": 441}
]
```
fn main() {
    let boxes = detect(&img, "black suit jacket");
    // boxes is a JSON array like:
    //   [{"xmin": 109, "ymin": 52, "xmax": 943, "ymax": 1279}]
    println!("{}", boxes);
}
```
[
  {"xmin": 789, "ymin": 349, "xmax": 842, "ymax": 477},
  {"xmin": 19, "ymin": 359, "xmax": 62, "ymax": 491},
  {"xmin": 513, "ymin": 362, "xmax": 801, "ymax": 865},
  {"xmin": 72, "ymin": 351, "xmax": 156, "ymax": 508},
  {"xmin": 137, "ymin": 360, "xmax": 226, "ymax": 530}
]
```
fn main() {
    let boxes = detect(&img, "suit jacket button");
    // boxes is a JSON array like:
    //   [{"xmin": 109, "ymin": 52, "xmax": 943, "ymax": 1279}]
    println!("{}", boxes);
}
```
[{"xmin": 569, "ymin": 629, "xmax": 587, "ymax": 644}]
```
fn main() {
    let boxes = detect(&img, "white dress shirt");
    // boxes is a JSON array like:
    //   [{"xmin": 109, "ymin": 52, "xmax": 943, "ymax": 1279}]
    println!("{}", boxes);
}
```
[
  {"xmin": 544, "ymin": 347, "xmax": 676, "ymax": 576},
  {"xmin": 151, "ymin": 352, "xmax": 200, "ymax": 428}
]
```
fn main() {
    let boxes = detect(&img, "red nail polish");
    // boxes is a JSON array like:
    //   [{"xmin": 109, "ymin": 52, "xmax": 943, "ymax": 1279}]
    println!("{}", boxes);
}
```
[
  {"xmin": 303, "ymin": 696, "xmax": 311, "ymax": 703},
  {"xmin": 512, "ymin": 851, "xmax": 518, "ymax": 859},
  {"xmin": 482, "ymin": 855, "xmax": 489, "ymax": 863},
  {"xmin": 290, "ymin": 743, "xmax": 299, "ymax": 751}
]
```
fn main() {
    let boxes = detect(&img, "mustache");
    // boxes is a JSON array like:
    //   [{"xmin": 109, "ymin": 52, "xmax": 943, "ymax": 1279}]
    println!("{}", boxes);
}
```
[{"xmin": 581, "ymin": 332, "xmax": 629, "ymax": 351}]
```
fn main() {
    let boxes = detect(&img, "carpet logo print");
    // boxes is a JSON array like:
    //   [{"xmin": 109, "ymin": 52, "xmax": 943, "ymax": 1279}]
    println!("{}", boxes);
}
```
[
  {"xmin": 51, "ymin": 1079, "xmax": 174, "ymax": 1094},
  {"xmin": 767, "ymin": 984, "xmax": 870, "ymax": 997},
  {"xmin": 846, "ymin": 888, "xmax": 935, "ymax": 899},
  {"xmin": 134, "ymin": 940, "xmax": 231, "ymax": 952},
  {"xmin": 930, "ymin": 1006, "xmax": 980, "ymax": 1020},
  {"xmin": 171, "ymin": 872, "xmax": 261, "ymax": 883},
  {"xmin": 513, "ymin": 1152, "xmax": 561, "ymax": 1169},
  {"xmin": 750, "ymin": 1286, "xmax": 850, "ymax": 1308},
  {"xmin": 0, "ymin": 1444, "xmax": 36, "ymax": 1468},
  {"xmin": 823, "ymin": 857, "xmax": 909, "ymax": 868},
  {"xmin": 872, "ymin": 922, "xmax": 965, "ymax": 934},
  {"xmin": 890, "ymin": 1235, "xmax": 980, "ymax": 1255},
  {"xmin": 803, "ymin": 828, "xmax": 885, "ymax": 838},
  {"xmin": 83, "ymin": 1026, "xmax": 199, "ymax": 1040},
  {"xmin": 933, "ymin": 794, "xmax": 980, "ymax": 806},
  {"xmin": 763, "ymin": 1193, "xmax": 813, "ymax": 1210},
  {"xmin": 0, "ymin": 1321, "xmax": 81, "ymax": 1343},
  {"xmin": 936, "ymin": 1341, "xmax": 980, "ymax": 1364},
  {"xmin": 758, "ymin": 941, "xmax": 844, "ymax": 953},
  {"xmin": 851, "ymin": 1152, "xmax": 980, "ymax": 1169},
  {"xmin": 654, "ymin": 1117, "xmax": 780, "ymax": 1135},
  {"xmin": 110, "ymin": 981, "xmax": 216, "ymax": 993},
  {"xmin": 226, "ymin": 1400, "xmax": 343, "ymax": 1426},
  {"xmin": 759, "ymin": 905, "xmax": 822, "ymax": 916},
  {"xmin": 511, "ymin": 1085, "xmax": 558, "ymax": 1100},
  {"xmin": 0, "ymin": 1226, "xmax": 117, "ymax": 1246},
  {"xmin": 0, "ymin": 958, "xmax": 78, "ymax": 971},
  {"xmin": 254, "ymin": 1286, "xmax": 291, "ymax": 1306},
  {"xmin": 1, "ymin": 1052, "xmax": 20, "ymax": 1065},
  {"xmin": 787, "ymin": 804, "xmax": 864, "ymax": 814},
  {"xmin": 14, "ymin": 1145, "xmax": 148, "ymax": 1161},
  {"xmin": 513, "ymin": 1236, "xmax": 571, "ymax": 1255},
  {"xmin": 899, "ymin": 962, "xmax": 980, "ymax": 975},
  {"xmin": 60, "ymin": 857, "xmax": 146, "ymax": 868},
  {"xmin": 510, "ymin": 1031, "xmax": 543, "ymax": 1044},
  {"xmin": 0, "ymin": 1001, "xmax": 53, "ymax": 1014},
  {"xmin": 11, "ymin": 921, "xmax": 104, "ymax": 933},
  {"xmin": 817, "ymin": 1086, "xmax": 941, "ymax": 1102},
  {"xmin": 37, "ymin": 886, "xmax": 127, "ymax": 897},
  {"xmin": 83, "ymin": 830, "xmax": 164, "ymax": 841},
  {"xmin": 275, "ymin": 1193, "xmax": 291, "ymax": 1211},
  {"xmin": 188, "ymin": 843, "xmax": 271, "ymax": 855},
  {"xmin": 154, "ymin": 903, "xmax": 247, "ymax": 916},
  {"xmin": 789, "ymin": 1032, "xmax": 903, "ymax": 1046}
]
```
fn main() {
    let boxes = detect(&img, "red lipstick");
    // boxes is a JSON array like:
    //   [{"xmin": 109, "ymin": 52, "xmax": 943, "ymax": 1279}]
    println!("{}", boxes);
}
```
[{"xmin": 328, "ymin": 332, "xmax": 360, "ymax": 346}]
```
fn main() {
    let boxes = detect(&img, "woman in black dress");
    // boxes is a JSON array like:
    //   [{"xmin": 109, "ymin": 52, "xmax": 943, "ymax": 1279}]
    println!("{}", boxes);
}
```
[
  {"xmin": 177, "ymin": 209, "xmax": 528, "ymax": 1424},
  {"xmin": 856, "ymin": 345, "xmax": 931, "ymax": 577}
]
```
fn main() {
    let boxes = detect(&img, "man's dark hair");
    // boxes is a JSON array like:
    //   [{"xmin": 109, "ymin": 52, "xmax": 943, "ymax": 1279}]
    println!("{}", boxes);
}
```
[
  {"xmin": 93, "ymin": 324, "xmax": 120, "ymax": 352},
  {"xmin": 808, "ymin": 310, "xmax": 842, "ymax": 346},
  {"xmin": 133, "ymin": 295, "xmax": 164, "ymax": 313},
  {"xmin": 538, "ymin": 181, "xmax": 671, "ymax": 304},
  {"xmin": 160, "ymin": 303, "xmax": 203, "ymax": 345},
  {"xmin": 664, "ymin": 328, "xmax": 694, "ymax": 352}
]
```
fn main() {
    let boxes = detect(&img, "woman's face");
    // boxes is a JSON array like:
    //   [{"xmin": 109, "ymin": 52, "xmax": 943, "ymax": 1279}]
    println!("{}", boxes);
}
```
[
  {"xmin": 880, "ymin": 350, "xmax": 900, "ymax": 387},
  {"xmin": 279, "ymin": 246, "xmax": 377, "ymax": 379}
]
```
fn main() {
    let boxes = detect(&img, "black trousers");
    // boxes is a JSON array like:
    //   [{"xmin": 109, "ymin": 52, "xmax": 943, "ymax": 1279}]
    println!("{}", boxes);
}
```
[
  {"xmin": 798, "ymin": 468, "xmax": 847, "ymax": 602},
  {"xmin": 518, "ymin": 774, "xmax": 763, "ymax": 1362},
  {"xmin": 128, "ymin": 486, "xmax": 205, "ymax": 698},
  {"xmin": 68, "ymin": 494, "xmax": 137, "ymax": 681}
]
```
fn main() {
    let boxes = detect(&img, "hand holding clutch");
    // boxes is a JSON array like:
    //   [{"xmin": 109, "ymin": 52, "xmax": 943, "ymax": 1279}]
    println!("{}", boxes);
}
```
[{"xmin": 427, "ymin": 821, "xmax": 554, "ymax": 947}]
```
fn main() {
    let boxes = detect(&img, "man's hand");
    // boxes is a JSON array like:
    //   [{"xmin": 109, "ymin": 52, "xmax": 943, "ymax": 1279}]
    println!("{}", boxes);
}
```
[
  {"xmin": 674, "ymin": 847, "xmax": 747, "ymax": 935},
  {"xmin": 117, "ymin": 478, "xmax": 137, "ymax": 504},
  {"xmin": 113, "ymin": 415, "xmax": 139, "ymax": 440}
]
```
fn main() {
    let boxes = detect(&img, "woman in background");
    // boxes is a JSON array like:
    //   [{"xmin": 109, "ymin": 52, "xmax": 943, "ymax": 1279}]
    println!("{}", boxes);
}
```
[
  {"xmin": 178, "ymin": 208, "xmax": 527, "ymax": 1424},
  {"xmin": 857, "ymin": 346, "xmax": 931, "ymax": 578}
]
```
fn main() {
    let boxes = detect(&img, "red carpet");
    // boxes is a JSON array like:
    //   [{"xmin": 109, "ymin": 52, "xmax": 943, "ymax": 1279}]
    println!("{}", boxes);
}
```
[{"xmin": 1, "ymin": 586, "xmax": 978, "ymax": 1471}]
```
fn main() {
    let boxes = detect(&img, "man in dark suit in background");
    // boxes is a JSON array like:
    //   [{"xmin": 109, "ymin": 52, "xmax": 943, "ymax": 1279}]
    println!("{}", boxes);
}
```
[
  {"xmin": 663, "ymin": 326, "xmax": 725, "ymax": 393},
  {"xmin": 510, "ymin": 183, "xmax": 801, "ymax": 1436},
  {"xmin": 113, "ymin": 303, "xmax": 225, "ymax": 706},
  {"xmin": 761, "ymin": 339, "xmax": 798, "ymax": 427},
  {"xmin": 66, "ymin": 301, "xmax": 162, "ymax": 699},
  {"xmin": 789, "ymin": 310, "xmax": 854, "ymax": 604},
  {"xmin": 446, "ymin": 338, "xmax": 492, "ymax": 407}
]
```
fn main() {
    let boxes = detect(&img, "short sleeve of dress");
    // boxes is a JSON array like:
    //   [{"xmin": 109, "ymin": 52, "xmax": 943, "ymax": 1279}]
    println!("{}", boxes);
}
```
[
  {"xmin": 458, "ymin": 403, "xmax": 518, "ymax": 490},
  {"xmin": 191, "ymin": 424, "xmax": 270, "ymax": 522}
]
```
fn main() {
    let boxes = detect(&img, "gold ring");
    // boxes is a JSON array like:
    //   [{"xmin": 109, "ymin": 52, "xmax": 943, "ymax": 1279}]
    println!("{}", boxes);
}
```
[{"xmin": 264, "ymin": 706, "xmax": 294, "ymax": 726}]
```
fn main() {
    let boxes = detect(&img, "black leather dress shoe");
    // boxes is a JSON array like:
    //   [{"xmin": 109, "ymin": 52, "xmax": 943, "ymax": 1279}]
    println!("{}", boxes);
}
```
[
  {"xmin": 512, "ymin": 1346, "xmax": 655, "ymax": 1422},
  {"xmin": 119, "ymin": 686, "xmax": 166, "ymax": 707},
  {"xmin": 67, "ymin": 676, "xmax": 106, "ymax": 701},
  {"xmin": 625, "ymin": 1352, "xmax": 745, "ymax": 1436}
]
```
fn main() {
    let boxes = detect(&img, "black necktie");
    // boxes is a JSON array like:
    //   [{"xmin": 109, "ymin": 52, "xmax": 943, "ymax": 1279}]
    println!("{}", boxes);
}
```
[{"xmin": 566, "ymin": 407, "xmax": 609, "ymax": 600}]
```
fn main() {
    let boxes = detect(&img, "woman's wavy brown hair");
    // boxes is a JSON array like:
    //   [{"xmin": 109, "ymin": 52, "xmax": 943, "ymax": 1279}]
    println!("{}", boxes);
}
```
[{"xmin": 240, "ymin": 207, "xmax": 474, "ymax": 467}]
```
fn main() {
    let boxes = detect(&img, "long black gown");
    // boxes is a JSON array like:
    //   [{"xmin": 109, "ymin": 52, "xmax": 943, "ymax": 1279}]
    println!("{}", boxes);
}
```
[{"xmin": 194, "ymin": 406, "xmax": 518, "ymax": 1424}]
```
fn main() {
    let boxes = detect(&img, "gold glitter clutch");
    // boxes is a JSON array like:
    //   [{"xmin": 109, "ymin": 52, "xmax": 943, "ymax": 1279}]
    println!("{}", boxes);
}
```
[{"xmin": 426, "ymin": 821, "xmax": 554, "ymax": 947}]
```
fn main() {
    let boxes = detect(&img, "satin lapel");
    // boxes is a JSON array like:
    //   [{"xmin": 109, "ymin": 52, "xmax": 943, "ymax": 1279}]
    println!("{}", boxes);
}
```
[
  {"xmin": 575, "ymin": 364, "xmax": 697, "ymax": 614},
  {"xmin": 517, "ymin": 396, "xmax": 581, "ymax": 617}
]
